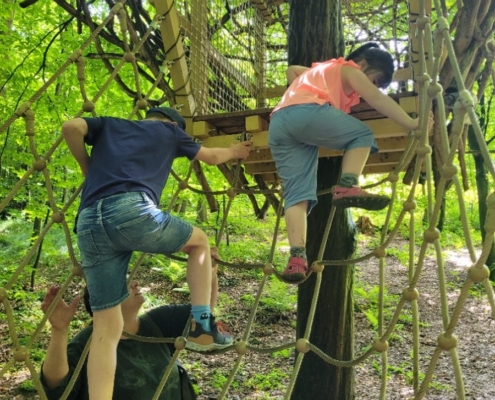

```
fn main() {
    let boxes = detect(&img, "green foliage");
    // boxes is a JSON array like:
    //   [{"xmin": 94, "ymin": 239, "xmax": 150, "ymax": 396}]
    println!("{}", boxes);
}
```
[
  {"xmin": 243, "ymin": 367, "xmax": 288, "ymax": 391},
  {"xmin": 354, "ymin": 282, "xmax": 414, "ymax": 338},
  {"xmin": 272, "ymin": 348, "xmax": 291, "ymax": 359},
  {"xmin": 210, "ymin": 370, "xmax": 229, "ymax": 390},
  {"xmin": 150, "ymin": 257, "xmax": 186, "ymax": 285},
  {"xmin": 18, "ymin": 379, "xmax": 36, "ymax": 392},
  {"xmin": 241, "ymin": 275, "xmax": 296, "ymax": 314}
]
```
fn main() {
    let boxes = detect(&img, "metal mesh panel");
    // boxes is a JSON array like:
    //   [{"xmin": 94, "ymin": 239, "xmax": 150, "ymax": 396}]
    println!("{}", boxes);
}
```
[{"xmin": 177, "ymin": 0, "xmax": 268, "ymax": 114}]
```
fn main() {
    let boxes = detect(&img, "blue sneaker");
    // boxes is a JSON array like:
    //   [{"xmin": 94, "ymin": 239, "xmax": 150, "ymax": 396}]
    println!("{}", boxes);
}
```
[{"xmin": 186, "ymin": 314, "xmax": 233, "ymax": 352}]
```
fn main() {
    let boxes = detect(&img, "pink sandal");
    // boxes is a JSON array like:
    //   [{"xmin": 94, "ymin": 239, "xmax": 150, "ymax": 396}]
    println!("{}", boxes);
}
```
[{"xmin": 282, "ymin": 256, "xmax": 308, "ymax": 282}]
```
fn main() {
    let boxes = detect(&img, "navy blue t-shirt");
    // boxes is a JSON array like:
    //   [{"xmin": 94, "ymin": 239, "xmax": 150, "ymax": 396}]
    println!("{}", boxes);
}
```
[{"xmin": 79, "ymin": 117, "xmax": 201, "ymax": 211}]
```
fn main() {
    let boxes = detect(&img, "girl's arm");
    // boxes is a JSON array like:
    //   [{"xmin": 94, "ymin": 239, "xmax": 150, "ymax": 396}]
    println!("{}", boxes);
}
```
[
  {"xmin": 342, "ymin": 66, "xmax": 418, "ymax": 131},
  {"xmin": 286, "ymin": 65, "xmax": 309, "ymax": 85}
]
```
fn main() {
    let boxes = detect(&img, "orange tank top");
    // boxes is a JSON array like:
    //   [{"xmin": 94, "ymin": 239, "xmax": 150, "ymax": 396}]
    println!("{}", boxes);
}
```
[{"xmin": 272, "ymin": 58, "xmax": 361, "ymax": 114}]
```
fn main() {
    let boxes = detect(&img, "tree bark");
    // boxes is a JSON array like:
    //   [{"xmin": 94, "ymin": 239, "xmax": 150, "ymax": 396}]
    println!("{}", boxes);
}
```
[
  {"xmin": 467, "ymin": 103, "xmax": 495, "ymax": 279},
  {"xmin": 287, "ymin": 0, "xmax": 356, "ymax": 398}
]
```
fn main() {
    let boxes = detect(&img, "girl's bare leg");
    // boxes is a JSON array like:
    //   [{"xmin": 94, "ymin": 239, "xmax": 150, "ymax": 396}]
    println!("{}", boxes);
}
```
[{"xmin": 284, "ymin": 201, "xmax": 308, "ymax": 248}]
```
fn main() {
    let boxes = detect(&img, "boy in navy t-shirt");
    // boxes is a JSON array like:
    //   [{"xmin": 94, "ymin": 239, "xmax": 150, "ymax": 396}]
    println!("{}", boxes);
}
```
[{"xmin": 62, "ymin": 107, "xmax": 251, "ymax": 399}]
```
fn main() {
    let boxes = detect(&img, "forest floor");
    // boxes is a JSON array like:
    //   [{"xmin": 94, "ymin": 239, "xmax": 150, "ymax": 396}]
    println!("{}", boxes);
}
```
[{"xmin": 2, "ymin": 237, "xmax": 495, "ymax": 400}]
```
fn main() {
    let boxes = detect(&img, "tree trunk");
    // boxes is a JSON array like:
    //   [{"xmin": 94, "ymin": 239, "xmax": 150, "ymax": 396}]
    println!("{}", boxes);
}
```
[
  {"xmin": 287, "ymin": 1, "xmax": 356, "ymax": 398},
  {"xmin": 467, "ymin": 116, "xmax": 495, "ymax": 279},
  {"xmin": 295, "ymin": 164, "xmax": 357, "ymax": 399}
]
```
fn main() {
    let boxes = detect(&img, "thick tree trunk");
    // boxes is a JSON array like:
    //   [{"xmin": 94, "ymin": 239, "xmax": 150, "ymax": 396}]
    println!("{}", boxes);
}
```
[
  {"xmin": 287, "ymin": 1, "xmax": 356, "ymax": 398},
  {"xmin": 294, "ymin": 161, "xmax": 357, "ymax": 399},
  {"xmin": 467, "ymin": 121, "xmax": 495, "ymax": 279}
]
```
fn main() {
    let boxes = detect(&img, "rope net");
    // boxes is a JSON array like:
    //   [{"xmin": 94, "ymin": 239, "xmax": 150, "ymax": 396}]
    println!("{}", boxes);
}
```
[{"xmin": 0, "ymin": 0, "xmax": 494, "ymax": 399}]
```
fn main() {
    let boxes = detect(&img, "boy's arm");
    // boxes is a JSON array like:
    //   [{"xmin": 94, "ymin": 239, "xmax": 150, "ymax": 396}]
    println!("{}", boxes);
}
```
[
  {"xmin": 62, "ymin": 118, "xmax": 90, "ymax": 176},
  {"xmin": 194, "ymin": 140, "xmax": 251, "ymax": 165},
  {"xmin": 286, "ymin": 65, "xmax": 309, "ymax": 85},
  {"xmin": 342, "ymin": 67, "xmax": 419, "ymax": 131}
]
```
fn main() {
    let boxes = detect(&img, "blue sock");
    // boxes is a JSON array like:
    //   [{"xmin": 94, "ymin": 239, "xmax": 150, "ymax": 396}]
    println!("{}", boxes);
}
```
[{"xmin": 191, "ymin": 305, "xmax": 211, "ymax": 332}]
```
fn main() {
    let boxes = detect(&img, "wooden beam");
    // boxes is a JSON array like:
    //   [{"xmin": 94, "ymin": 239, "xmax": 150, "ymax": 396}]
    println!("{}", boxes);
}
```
[
  {"xmin": 246, "ymin": 115, "xmax": 269, "ymax": 132},
  {"xmin": 193, "ymin": 121, "xmax": 218, "ymax": 139},
  {"xmin": 362, "ymin": 164, "xmax": 400, "ymax": 175},
  {"xmin": 255, "ymin": 165, "xmax": 400, "ymax": 183},
  {"xmin": 154, "ymin": 0, "xmax": 196, "ymax": 133},
  {"xmin": 262, "ymin": 85, "xmax": 286, "ymax": 99},
  {"xmin": 245, "ymin": 162, "xmax": 277, "ymax": 174},
  {"xmin": 393, "ymin": 67, "xmax": 413, "ymax": 82},
  {"xmin": 250, "ymin": 0, "xmax": 273, "ymax": 21},
  {"xmin": 367, "ymin": 152, "xmax": 403, "ymax": 165},
  {"xmin": 202, "ymin": 118, "xmax": 411, "ymax": 149},
  {"xmin": 190, "ymin": 0, "xmax": 209, "ymax": 113},
  {"xmin": 244, "ymin": 151, "xmax": 404, "ymax": 175}
]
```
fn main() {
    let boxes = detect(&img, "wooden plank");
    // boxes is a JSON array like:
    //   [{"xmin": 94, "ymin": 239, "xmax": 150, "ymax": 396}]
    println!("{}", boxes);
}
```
[
  {"xmin": 250, "ymin": 0, "xmax": 273, "ymax": 21},
  {"xmin": 393, "ymin": 67, "xmax": 413, "ymax": 82},
  {"xmin": 252, "ymin": 162, "xmax": 406, "ymax": 181},
  {"xmin": 242, "ymin": 148, "xmax": 272, "ymax": 164},
  {"xmin": 244, "ymin": 152, "xmax": 403, "ymax": 175},
  {"xmin": 154, "ymin": 0, "xmax": 196, "ymax": 133},
  {"xmin": 367, "ymin": 152, "xmax": 403, "ymax": 165},
  {"xmin": 190, "ymin": 0, "xmax": 209, "ymax": 113},
  {"xmin": 374, "ymin": 136, "xmax": 411, "ymax": 152},
  {"xmin": 246, "ymin": 115, "xmax": 269, "ymax": 132},
  {"xmin": 257, "ymin": 173, "xmax": 280, "ymax": 183},
  {"xmin": 261, "ymin": 85, "xmax": 285, "ymax": 99},
  {"xmin": 202, "ymin": 118, "xmax": 410, "ymax": 149},
  {"xmin": 193, "ymin": 121, "xmax": 217, "ymax": 139},
  {"xmin": 362, "ymin": 164, "xmax": 399, "ymax": 175},
  {"xmin": 245, "ymin": 162, "xmax": 277, "ymax": 174},
  {"xmin": 193, "ymin": 93, "xmax": 418, "ymax": 132}
]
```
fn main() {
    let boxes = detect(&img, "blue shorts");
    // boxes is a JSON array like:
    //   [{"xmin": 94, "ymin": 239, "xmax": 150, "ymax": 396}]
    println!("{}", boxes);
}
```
[
  {"xmin": 76, "ymin": 192, "xmax": 193, "ymax": 311},
  {"xmin": 268, "ymin": 103, "xmax": 378, "ymax": 213}
]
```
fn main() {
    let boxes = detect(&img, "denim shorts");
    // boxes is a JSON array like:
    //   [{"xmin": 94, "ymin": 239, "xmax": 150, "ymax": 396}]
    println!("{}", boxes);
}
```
[
  {"xmin": 268, "ymin": 103, "xmax": 378, "ymax": 213},
  {"xmin": 76, "ymin": 192, "xmax": 193, "ymax": 311}
]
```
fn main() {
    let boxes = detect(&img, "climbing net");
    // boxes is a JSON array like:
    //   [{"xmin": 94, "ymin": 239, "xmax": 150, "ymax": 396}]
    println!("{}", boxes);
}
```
[{"xmin": 1, "ymin": 0, "xmax": 495, "ymax": 399}]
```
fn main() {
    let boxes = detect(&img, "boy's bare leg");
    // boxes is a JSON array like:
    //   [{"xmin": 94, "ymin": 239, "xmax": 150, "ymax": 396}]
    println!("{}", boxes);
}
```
[
  {"xmin": 180, "ymin": 226, "xmax": 212, "ymax": 306},
  {"xmin": 88, "ymin": 305, "xmax": 123, "ymax": 400},
  {"xmin": 285, "ymin": 201, "xmax": 308, "ymax": 248},
  {"xmin": 341, "ymin": 147, "xmax": 370, "ymax": 177}
]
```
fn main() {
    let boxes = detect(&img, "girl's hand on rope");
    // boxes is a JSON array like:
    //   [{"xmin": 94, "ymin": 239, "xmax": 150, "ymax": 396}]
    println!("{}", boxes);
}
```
[
  {"xmin": 41, "ymin": 286, "xmax": 80, "ymax": 331},
  {"xmin": 409, "ymin": 117, "xmax": 420, "ymax": 131},
  {"xmin": 230, "ymin": 140, "xmax": 252, "ymax": 160}
]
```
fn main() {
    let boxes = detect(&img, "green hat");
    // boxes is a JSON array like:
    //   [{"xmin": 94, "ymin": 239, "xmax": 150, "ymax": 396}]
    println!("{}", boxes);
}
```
[{"xmin": 146, "ymin": 107, "xmax": 186, "ymax": 130}]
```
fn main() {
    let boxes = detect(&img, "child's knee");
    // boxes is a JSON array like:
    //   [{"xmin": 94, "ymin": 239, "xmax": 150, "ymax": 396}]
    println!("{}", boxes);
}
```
[
  {"xmin": 182, "ymin": 227, "xmax": 210, "ymax": 253},
  {"xmin": 192, "ymin": 227, "xmax": 209, "ymax": 246}
]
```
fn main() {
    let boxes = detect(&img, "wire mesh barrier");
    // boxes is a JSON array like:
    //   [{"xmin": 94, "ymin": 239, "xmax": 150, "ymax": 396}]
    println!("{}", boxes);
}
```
[{"xmin": 1, "ymin": 0, "xmax": 494, "ymax": 399}]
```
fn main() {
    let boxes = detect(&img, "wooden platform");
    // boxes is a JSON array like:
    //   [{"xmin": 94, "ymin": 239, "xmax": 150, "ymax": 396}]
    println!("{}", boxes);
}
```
[{"xmin": 192, "ymin": 92, "xmax": 419, "ymax": 183}]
